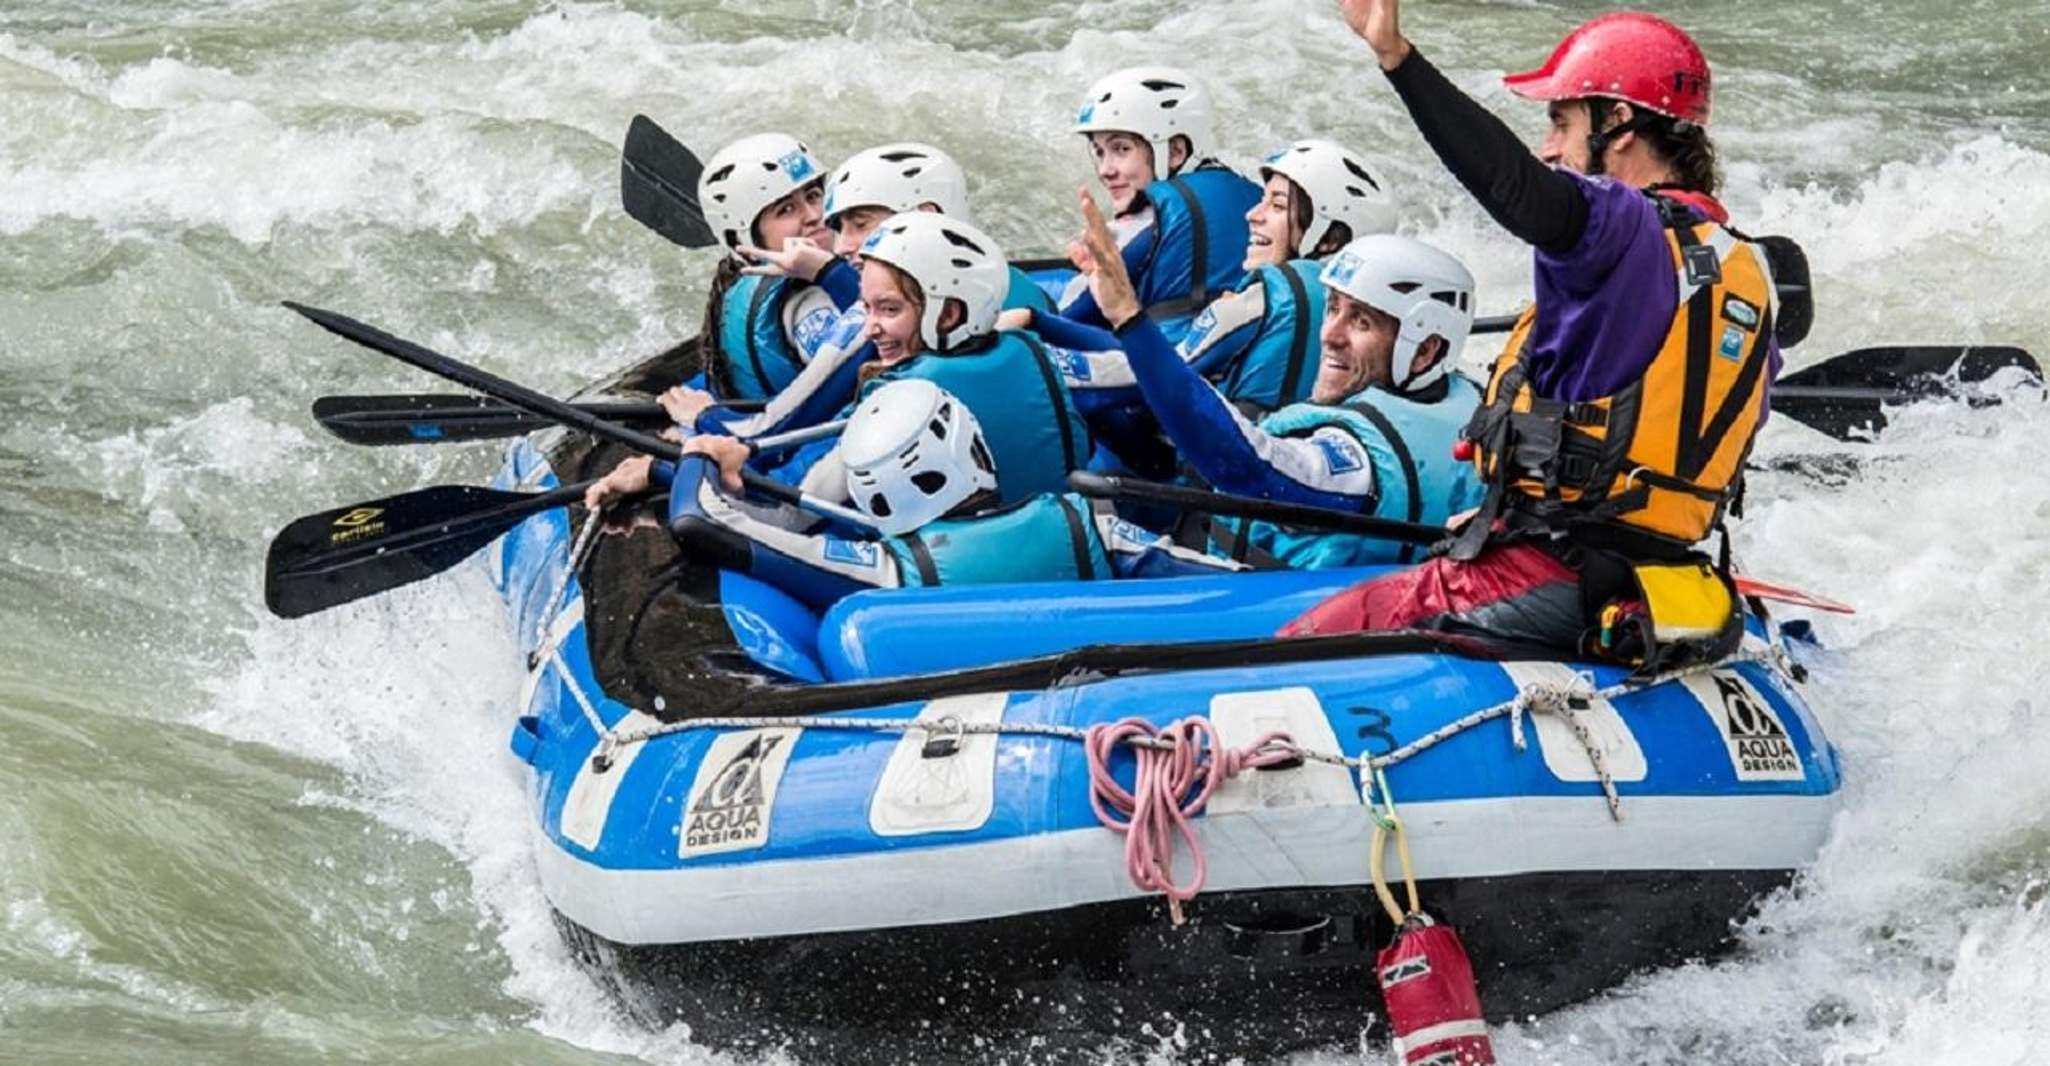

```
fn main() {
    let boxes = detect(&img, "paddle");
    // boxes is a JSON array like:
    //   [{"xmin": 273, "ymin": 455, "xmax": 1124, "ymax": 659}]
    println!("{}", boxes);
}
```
[
  {"xmin": 265, "ymin": 479, "xmax": 596, "ymax": 619},
  {"xmin": 1771, "ymin": 345, "xmax": 2037, "ymax": 438},
  {"xmin": 1068, "ymin": 471, "xmax": 1851, "ymax": 613},
  {"xmin": 309, "ymin": 393, "xmax": 771, "ymax": 446},
  {"xmin": 267, "ymin": 417, "xmax": 850, "ymax": 619},
  {"xmin": 1444, "ymin": 344, "xmax": 2037, "ymax": 443},
  {"xmin": 287, "ymin": 302, "xmax": 689, "ymax": 460},
  {"xmin": 622, "ymin": 114, "xmax": 717, "ymax": 249},
  {"xmin": 1069, "ymin": 471, "xmax": 1441, "ymax": 546},
  {"xmin": 314, "ymin": 394, "xmax": 667, "ymax": 445}
]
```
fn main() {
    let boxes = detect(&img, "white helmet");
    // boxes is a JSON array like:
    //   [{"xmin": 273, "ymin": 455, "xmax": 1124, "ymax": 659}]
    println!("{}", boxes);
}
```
[
  {"xmin": 698, "ymin": 132, "xmax": 825, "ymax": 257},
  {"xmin": 823, "ymin": 143, "xmax": 973, "ymax": 229},
  {"xmin": 857, "ymin": 212, "xmax": 1009, "ymax": 351},
  {"xmin": 1073, "ymin": 66, "xmax": 1214, "ymax": 183},
  {"xmin": 843, "ymin": 379, "xmax": 998, "ymax": 536},
  {"xmin": 1258, "ymin": 140, "xmax": 1398, "ymax": 255},
  {"xmin": 1319, "ymin": 234, "xmax": 1476, "ymax": 391}
]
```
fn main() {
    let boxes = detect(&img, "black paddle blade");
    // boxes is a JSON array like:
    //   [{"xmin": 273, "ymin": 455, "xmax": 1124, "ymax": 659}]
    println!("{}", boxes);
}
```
[
  {"xmin": 312, "ymin": 394, "xmax": 669, "ymax": 446},
  {"xmin": 1780, "ymin": 344, "xmax": 2039, "ymax": 393},
  {"xmin": 1774, "ymin": 344, "xmax": 2042, "ymax": 439},
  {"xmin": 313, "ymin": 394, "xmax": 552, "ymax": 445},
  {"xmin": 622, "ymin": 114, "xmax": 717, "ymax": 249},
  {"xmin": 265, "ymin": 482, "xmax": 582, "ymax": 619}
]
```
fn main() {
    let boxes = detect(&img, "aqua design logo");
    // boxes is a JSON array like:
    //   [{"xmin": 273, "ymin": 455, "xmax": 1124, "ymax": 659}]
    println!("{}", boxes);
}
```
[
  {"xmin": 1683, "ymin": 673, "xmax": 1804, "ymax": 781},
  {"xmin": 1076, "ymin": 103, "xmax": 1095, "ymax": 125},
  {"xmin": 679, "ymin": 728, "xmax": 801, "ymax": 857}
]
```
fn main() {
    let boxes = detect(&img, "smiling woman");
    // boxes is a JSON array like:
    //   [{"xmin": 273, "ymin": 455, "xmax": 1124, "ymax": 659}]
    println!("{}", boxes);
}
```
[
  {"xmin": 857, "ymin": 256, "xmax": 939, "ymax": 366},
  {"xmin": 3, "ymin": 0, "xmax": 2050, "ymax": 1064}
]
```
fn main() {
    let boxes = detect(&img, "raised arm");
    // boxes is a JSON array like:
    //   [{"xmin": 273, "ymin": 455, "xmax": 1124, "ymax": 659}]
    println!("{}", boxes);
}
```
[{"xmin": 1337, "ymin": 0, "xmax": 1588, "ymax": 253}]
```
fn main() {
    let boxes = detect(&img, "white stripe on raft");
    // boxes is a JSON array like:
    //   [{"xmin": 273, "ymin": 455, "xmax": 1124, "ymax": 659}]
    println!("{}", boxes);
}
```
[{"xmin": 533, "ymin": 791, "xmax": 1839, "ymax": 945}]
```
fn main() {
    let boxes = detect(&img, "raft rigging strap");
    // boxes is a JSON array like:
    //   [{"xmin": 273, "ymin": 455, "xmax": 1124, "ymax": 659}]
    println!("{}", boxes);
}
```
[
  {"xmin": 552, "ymin": 647, "xmax": 1786, "ymax": 911},
  {"xmin": 582, "ymin": 648, "xmax": 1779, "ymax": 792}
]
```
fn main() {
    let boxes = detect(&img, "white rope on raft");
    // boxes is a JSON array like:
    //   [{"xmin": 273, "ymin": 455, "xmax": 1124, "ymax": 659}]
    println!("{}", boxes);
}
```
[
  {"xmin": 592, "ymin": 648, "xmax": 1781, "ymax": 783},
  {"xmin": 567, "ymin": 647, "xmax": 1787, "ymax": 917}
]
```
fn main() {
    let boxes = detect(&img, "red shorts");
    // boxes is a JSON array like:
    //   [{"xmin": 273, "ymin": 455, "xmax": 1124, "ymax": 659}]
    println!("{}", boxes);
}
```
[{"xmin": 1279, "ymin": 542, "xmax": 1587, "ymax": 650}]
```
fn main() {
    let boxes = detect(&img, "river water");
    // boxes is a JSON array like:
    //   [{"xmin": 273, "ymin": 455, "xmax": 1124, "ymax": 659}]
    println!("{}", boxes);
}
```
[{"xmin": 3, "ymin": 1, "xmax": 2048, "ymax": 1062}]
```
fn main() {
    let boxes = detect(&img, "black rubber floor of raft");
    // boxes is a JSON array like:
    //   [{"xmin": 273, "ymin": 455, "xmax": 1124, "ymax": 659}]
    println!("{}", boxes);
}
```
[{"xmin": 556, "ymin": 867, "xmax": 1794, "ymax": 1064}]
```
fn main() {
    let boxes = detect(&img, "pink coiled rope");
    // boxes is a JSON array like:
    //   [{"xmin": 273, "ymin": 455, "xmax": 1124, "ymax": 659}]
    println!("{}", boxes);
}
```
[{"xmin": 1084, "ymin": 716, "xmax": 1299, "ymax": 924}]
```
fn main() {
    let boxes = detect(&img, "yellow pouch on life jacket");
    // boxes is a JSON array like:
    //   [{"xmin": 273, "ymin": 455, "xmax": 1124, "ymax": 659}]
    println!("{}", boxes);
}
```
[
  {"xmin": 1634, "ymin": 561, "xmax": 1734, "ymax": 643},
  {"xmin": 1593, "ymin": 560, "xmax": 1741, "ymax": 674}
]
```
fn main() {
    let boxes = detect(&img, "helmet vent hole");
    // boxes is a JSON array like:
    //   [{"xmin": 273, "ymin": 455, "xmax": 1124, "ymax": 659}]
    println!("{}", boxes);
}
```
[
  {"xmin": 1430, "ymin": 290, "xmax": 1459, "ymax": 307},
  {"xmin": 880, "ymin": 150, "xmax": 920, "ymax": 162},
  {"xmin": 902, "ymin": 165, "xmax": 924, "ymax": 178},
  {"xmin": 1342, "ymin": 159, "xmax": 1381, "ymax": 189},
  {"xmin": 938, "ymin": 228, "xmax": 986, "ymax": 254},
  {"xmin": 706, "ymin": 164, "xmax": 735, "ymax": 184},
  {"xmin": 929, "ymin": 416, "xmax": 949, "ymax": 440},
  {"xmin": 912, "ymin": 471, "xmax": 950, "ymax": 496},
  {"xmin": 1389, "ymin": 281, "xmax": 1421, "ymax": 294},
  {"xmin": 970, "ymin": 439, "xmax": 995, "ymax": 474},
  {"xmin": 758, "ymin": 160, "xmax": 779, "ymax": 172},
  {"xmin": 1139, "ymin": 79, "xmax": 1186, "ymax": 92},
  {"xmin": 868, "ymin": 494, "xmax": 892, "ymax": 518}
]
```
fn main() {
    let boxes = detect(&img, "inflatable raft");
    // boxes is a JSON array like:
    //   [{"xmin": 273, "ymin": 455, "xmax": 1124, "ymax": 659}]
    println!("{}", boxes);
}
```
[{"xmin": 484, "ymin": 378, "xmax": 1842, "ymax": 1058}]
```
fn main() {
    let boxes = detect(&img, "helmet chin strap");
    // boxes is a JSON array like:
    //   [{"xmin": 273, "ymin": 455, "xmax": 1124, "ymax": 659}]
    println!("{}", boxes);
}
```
[{"xmin": 1582, "ymin": 99, "xmax": 1655, "ymax": 178}]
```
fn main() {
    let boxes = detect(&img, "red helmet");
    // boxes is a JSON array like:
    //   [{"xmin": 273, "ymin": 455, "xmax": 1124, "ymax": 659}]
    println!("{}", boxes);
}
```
[{"xmin": 1502, "ymin": 12, "xmax": 1711, "ymax": 125}]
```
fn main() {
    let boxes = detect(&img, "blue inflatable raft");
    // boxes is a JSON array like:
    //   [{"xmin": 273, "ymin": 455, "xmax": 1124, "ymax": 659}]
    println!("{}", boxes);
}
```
[{"xmin": 488, "ymin": 427, "xmax": 1841, "ymax": 1059}]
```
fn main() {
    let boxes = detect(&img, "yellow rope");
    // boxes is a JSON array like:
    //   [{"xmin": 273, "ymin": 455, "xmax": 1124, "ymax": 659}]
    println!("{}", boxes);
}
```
[{"xmin": 1366, "ymin": 768, "xmax": 1421, "ymax": 926}]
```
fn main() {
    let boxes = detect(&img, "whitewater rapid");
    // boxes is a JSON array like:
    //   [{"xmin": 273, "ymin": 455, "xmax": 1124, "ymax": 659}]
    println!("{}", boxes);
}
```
[{"xmin": 3, "ymin": 2, "xmax": 2047, "ymax": 1063}]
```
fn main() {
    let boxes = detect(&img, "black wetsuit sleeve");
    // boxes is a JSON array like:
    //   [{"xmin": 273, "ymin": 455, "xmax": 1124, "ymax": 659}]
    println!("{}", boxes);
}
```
[{"xmin": 1383, "ymin": 48, "xmax": 1588, "ymax": 255}]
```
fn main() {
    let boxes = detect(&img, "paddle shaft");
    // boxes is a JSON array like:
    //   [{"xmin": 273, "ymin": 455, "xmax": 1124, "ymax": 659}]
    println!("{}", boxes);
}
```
[
  {"xmin": 1068, "ymin": 471, "xmax": 1445, "ymax": 546},
  {"xmin": 287, "ymin": 302, "xmax": 687, "ymax": 463}
]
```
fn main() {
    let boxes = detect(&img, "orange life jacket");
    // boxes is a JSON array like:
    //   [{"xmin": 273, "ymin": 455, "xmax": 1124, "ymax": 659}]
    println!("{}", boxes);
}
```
[{"xmin": 1457, "ymin": 196, "xmax": 1777, "ymax": 555}]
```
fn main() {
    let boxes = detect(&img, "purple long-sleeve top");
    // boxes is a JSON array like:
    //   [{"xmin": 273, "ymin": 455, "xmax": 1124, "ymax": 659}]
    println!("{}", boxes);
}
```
[{"xmin": 1383, "ymin": 48, "xmax": 1780, "ymax": 410}]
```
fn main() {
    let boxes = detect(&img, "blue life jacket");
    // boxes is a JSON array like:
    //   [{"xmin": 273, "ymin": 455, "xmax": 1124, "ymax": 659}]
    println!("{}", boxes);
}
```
[
  {"xmin": 864, "ymin": 331, "xmax": 1090, "ymax": 505},
  {"xmin": 884, "ymin": 493, "xmax": 1112, "ymax": 587},
  {"xmin": 1003, "ymin": 264, "xmax": 1058, "ymax": 315},
  {"xmin": 1212, "ymin": 375, "xmax": 1485, "ymax": 569},
  {"xmin": 1218, "ymin": 259, "xmax": 1327, "ymax": 412},
  {"xmin": 1136, "ymin": 166, "xmax": 1261, "ymax": 344},
  {"xmin": 714, "ymin": 275, "xmax": 814, "ymax": 400}
]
